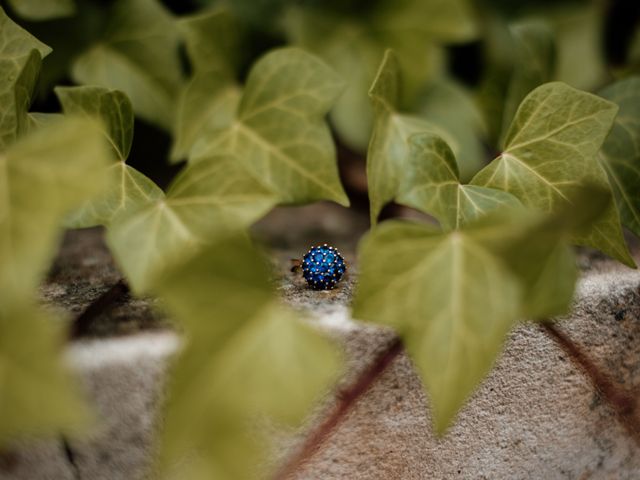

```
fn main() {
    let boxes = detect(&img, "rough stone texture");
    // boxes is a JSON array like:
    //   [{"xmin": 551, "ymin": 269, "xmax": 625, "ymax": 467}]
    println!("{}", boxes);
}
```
[{"xmin": 3, "ymin": 203, "xmax": 640, "ymax": 479}]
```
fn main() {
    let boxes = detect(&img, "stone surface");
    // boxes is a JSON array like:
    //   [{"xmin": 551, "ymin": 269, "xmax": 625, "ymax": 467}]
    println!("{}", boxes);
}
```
[{"xmin": 3, "ymin": 204, "xmax": 640, "ymax": 479}]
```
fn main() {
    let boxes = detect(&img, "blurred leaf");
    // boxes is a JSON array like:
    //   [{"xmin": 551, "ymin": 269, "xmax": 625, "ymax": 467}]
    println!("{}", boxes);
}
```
[
  {"xmin": 25, "ymin": 112, "xmax": 63, "ymax": 132},
  {"xmin": 180, "ymin": 7, "xmax": 243, "ymax": 78},
  {"xmin": 414, "ymin": 78, "xmax": 486, "ymax": 181},
  {"xmin": 477, "ymin": 18, "xmax": 556, "ymax": 145},
  {"xmin": 191, "ymin": 47, "xmax": 349, "ymax": 206},
  {"xmin": 55, "ymin": 86, "xmax": 162, "ymax": 226},
  {"xmin": 153, "ymin": 236, "xmax": 340, "ymax": 479},
  {"xmin": 550, "ymin": 3, "xmax": 607, "ymax": 91},
  {"xmin": 71, "ymin": 0, "xmax": 182, "ymax": 130},
  {"xmin": 0, "ymin": 116, "xmax": 110, "ymax": 296},
  {"xmin": 471, "ymin": 82, "xmax": 635, "ymax": 267},
  {"xmin": 353, "ymin": 220, "xmax": 522, "ymax": 433},
  {"xmin": 6, "ymin": 0, "xmax": 75, "ymax": 20},
  {"xmin": 0, "ymin": 7, "xmax": 51, "ymax": 149},
  {"xmin": 284, "ymin": 0, "xmax": 476, "ymax": 150},
  {"xmin": 171, "ymin": 9, "xmax": 242, "ymax": 161},
  {"xmin": 0, "ymin": 301, "xmax": 91, "ymax": 446},
  {"xmin": 398, "ymin": 133, "xmax": 522, "ymax": 229},
  {"xmin": 599, "ymin": 77, "xmax": 640, "ymax": 238},
  {"xmin": 107, "ymin": 157, "xmax": 277, "ymax": 293},
  {"xmin": 500, "ymin": 21, "xmax": 556, "ymax": 143}
]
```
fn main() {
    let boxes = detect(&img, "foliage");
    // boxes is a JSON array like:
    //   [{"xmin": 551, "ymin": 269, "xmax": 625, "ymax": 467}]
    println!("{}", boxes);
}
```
[{"xmin": 2, "ymin": 1, "xmax": 640, "ymax": 478}]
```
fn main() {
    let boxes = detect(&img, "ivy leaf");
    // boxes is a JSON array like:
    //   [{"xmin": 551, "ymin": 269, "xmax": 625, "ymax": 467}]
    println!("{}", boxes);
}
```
[
  {"xmin": 0, "ymin": 116, "xmax": 110, "ymax": 296},
  {"xmin": 414, "ymin": 78, "xmax": 486, "ymax": 181},
  {"xmin": 171, "ymin": 9, "xmax": 242, "ymax": 161},
  {"xmin": 0, "ymin": 7, "xmax": 51, "ymax": 149},
  {"xmin": 397, "ymin": 133, "xmax": 523, "ymax": 230},
  {"xmin": 598, "ymin": 77, "xmax": 640, "ymax": 238},
  {"xmin": 107, "ymin": 156, "xmax": 277, "ymax": 293},
  {"xmin": 55, "ymin": 86, "xmax": 163, "ymax": 226},
  {"xmin": 471, "ymin": 82, "xmax": 635, "ymax": 267},
  {"xmin": 284, "ymin": 0, "xmax": 476, "ymax": 150},
  {"xmin": 6, "ymin": 0, "xmax": 75, "ymax": 21},
  {"xmin": 477, "ymin": 19, "xmax": 556, "ymax": 145},
  {"xmin": 153, "ymin": 236, "xmax": 340, "ymax": 478},
  {"xmin": 0, "ymin": 302, "xmax": 90, "ymax": 445},
  {"xmin": 190, "ymin": 47, "xmax": 349, "ymax": 207},
  {"xmin": 71, "ymin": 0, "xmax": 181, "ymax": 130},
  {"xmin": 353, "ymin": 220, "xmax": 522, "ymax": 434}
]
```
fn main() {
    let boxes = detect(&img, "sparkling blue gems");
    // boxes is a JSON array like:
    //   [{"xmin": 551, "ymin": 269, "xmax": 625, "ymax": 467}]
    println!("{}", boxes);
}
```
[{"xmin": 302, "ymin": 244, "xmax": 346, "ymax": 290}]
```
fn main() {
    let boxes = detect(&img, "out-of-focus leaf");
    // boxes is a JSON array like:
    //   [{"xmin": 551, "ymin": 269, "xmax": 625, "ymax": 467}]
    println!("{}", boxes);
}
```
[
  {"xmin": 477, "ymin": 18, "xmax": 556, "ymax": 145},
  {"xmin": 55, "ymin": 86, "xmax": 162, "ymax": 226},
  {"xmin": 153, "ymin": 236, "xmax": 340, "ymax": 479},
  {"xmin": 107, "ymin": 157, "xmax": 277, "ymax": 293},
  {"xmin": 0, "ymin": 301, "xmax": 91, "ymax": 446},
  {"xmin": 472, "ymin": 82, "xmax": 634, "ymax": 267},
  {"xmin": 191, "ymin": 48, "xmax": 349, "ymax": 206},
  {"xmin": 550, "ymin": 3, "xmax": 607, "ymax": 91},
  {"xmin": 398, "ymin": 133, "xmax": 522, "ymax": 230},
  {"xmin": 598, "ymin": 77, "xmax": 640, "ymax": 238},
  {"xmin": 500, "ymin": 21, "xmax": 556, "ymax": 142},
  {"xmin": 71, "ymin": 0, "xmax": 181, "ymax": 130},
  {"xmin": 284, "ymin": 0, "xmax": 476, "ymax": 150},
  {"xmin": 0, "ymin": 116, "xmax": 110, "ymax": 296},
  {"xmin": 6, "ymin": 0, "xmax": 75, "ymax": 20},
  {"xmin": 414, "ymin": 78, "xmax": 486, "ymax": 181},
  {"xmin": 0, "ymin": 7, "xmax": 51, "ymax": 149},
  {"xmin": 353, "ymin": 220, "xmax": 521, "ymax": 434},
  {"xmin": 171, "ymin": 9, "xmax": 242, "ymax": 161},
  {"xmin": 25, "ymin": 112, "xmax": 63, "ymax": 132}
]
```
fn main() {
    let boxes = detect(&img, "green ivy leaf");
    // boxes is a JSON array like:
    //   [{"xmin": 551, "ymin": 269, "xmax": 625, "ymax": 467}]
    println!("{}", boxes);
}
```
[
  {"xmin": 414, "ymin": 78, "xmax": 486, "ymax": 181},
  {"xmin": 171, "ymin": 9, "xmax": 242, "ymax": 161},
  {"xmin": 153, "ymin": 236, "xmax": 339, "ymax": 478},
  {"xmin": 71, "ymin": 0, "xmax": 181, "ymax": 130},
  {"xmin": 0, "ymin": 116, "xmax": 110, "ymax": 296},
  {"xmin": 598, "ymin": 77, "xmax": 640, "ymax": 238},
  {"xmin": 0, "ymin": 7, "xmax": 51, "ymax": 150},
  {"xmin": 190, "ymin": 47, "xmax": 349, "ymax": 207},
  {"xmin": 0, "ymin": 301, "xmax": 91, "ymax": 446},
  {"xmin": 55, "ymin": 86, "xmax": 163, "ymax": 226},
  {"xmin": 107, "ymin": 156, "xmax": 277, "ymax": 293},
  {"xmin": 477, "ymin": 19, "xmax": 556, "ymax": 145},
  {"xmin": 284, "ymin": 0, "xmax": 476, "ymax": 150},
  {"xmin": 353, "ymin": 220, "xmax": 522, "ymax": 434},
  {"xmin": 6, "ymin": 0, "xmax": 75, "ymax": 21},
  {"xmin": 398, "ymin": 133, "xmax": 523, "ymax": 230},
  {"xmin": 471, "ymin": 82, "xmax": 635, "ymax": 267}
]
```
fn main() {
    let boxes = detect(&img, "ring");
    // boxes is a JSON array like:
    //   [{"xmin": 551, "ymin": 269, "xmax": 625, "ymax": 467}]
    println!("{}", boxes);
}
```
[{"xmin": 297, "ymin": 244, "xmax": 346, "ymax": 290}]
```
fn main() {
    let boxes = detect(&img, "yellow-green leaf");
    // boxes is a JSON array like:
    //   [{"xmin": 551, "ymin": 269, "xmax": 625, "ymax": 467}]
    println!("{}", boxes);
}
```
[
  {"xmin": 398, "ymin": 133, "xmax": 522, "ymax": 230},
  {"xmin": 107, "ymin": 156, "xmax": 277, "ymax": 293},
  {"xmin": 598, "ymin": 77, "xmax": 640, "ymax": 238},
  {"xmin": 0, "ymin": 301, "xmax": 91, "ymax": 446},
  {"xmin": 55, "ymin": 86, "xmax": 162, "ymax": 226},
  {"xmin": 0, "ymin": 7, "xmax": 51, "ymax": 149},
  {"xmin": 284, "ymin": 0, "xmax": 476, "ymax": 150},
  {"xmin": 190, "ymin": 47, "xmax": 349, "ymax": 206},
  {"xmin": 153, "ymin": 236, "xmax": 340, "ymax": 479},
  {"xmin": 0, "ymin": 116, "xmax": 110, "ymax": 296},
  {"xmin": 71, "ymin": 0, "xmax": 181, "ymax": 130},
  {"xmin": 471, "ymin": 82, "xmax": 635, "ymax": 267},
  {"xmin": 353, "ymin": 221, "xmax": 521, "ymax": 433},
  {"xmin": 6, "ymin": 0, "xmax": 75, "ymax": 20}
]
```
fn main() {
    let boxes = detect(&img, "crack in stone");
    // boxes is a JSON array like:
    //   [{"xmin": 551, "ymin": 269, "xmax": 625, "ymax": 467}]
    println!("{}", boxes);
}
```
[{"xmin": 61, "ymin": 436, "xmax": 81, "ymax": 480}]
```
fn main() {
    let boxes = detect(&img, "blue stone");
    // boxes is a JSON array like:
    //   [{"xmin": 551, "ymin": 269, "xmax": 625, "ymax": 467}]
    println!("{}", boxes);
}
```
[{"xmin": 301, "ymin": 245, "xmax": 346, "ymax": 290}]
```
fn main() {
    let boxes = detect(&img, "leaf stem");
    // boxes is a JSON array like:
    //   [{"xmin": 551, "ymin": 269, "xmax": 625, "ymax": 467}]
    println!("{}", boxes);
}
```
[
  {"xmin": 69, "ymin": 279, "xmax": 130, "ymax": 339},
  {"xmin": 541, "ymin": 322, "xmax": 640, "ymax": 446},
  {"xmin": 272, "ymin": 336, "xmax": 404, "ymax": 480}
]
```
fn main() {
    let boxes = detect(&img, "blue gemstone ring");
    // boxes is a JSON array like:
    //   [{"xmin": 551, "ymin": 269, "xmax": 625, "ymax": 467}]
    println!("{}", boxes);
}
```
[{"xmin": 300, "ymin": 244, "xmax": 346, "ymax": 290}]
